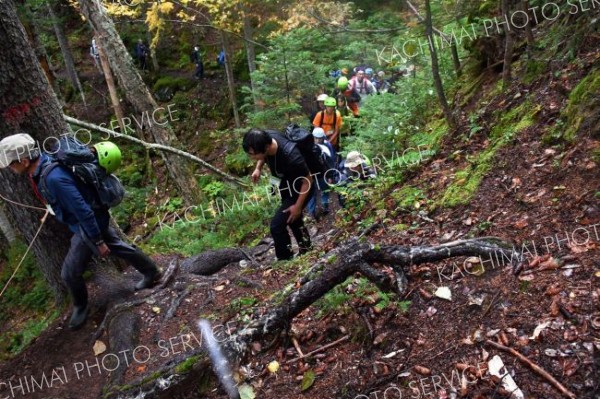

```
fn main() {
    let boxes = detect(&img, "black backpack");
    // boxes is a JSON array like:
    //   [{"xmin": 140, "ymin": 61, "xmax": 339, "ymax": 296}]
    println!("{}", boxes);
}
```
[
  {"xmin": 283, "ymin": 124, "xmax": 329, "ymax": 178},
  {"xmin": 39, "ymin": 135, "xmax": 125, "ymax": 209}
]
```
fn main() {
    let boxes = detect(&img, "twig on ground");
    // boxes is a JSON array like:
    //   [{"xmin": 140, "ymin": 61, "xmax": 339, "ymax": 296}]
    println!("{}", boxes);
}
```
[
  {"xmin": 485, "ymin": 339, "xmax": 577, "ymax": 399},
  {"xmin": 285, "ymin": 335, "xmax": 349, "ymax": 364},
  {"xmin": 291, "ymin": 337, "xmax": 304, "ymax": 357},
  {"xmin": 481, "ymin": 291, "xmax": 501, "ymax": 319}
]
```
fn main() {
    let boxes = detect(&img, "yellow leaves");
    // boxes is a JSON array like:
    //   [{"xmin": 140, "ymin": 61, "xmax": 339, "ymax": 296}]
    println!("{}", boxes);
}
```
[{"xmin": 158, "ymin": 1, "xmax": 175, "ymax": 14}]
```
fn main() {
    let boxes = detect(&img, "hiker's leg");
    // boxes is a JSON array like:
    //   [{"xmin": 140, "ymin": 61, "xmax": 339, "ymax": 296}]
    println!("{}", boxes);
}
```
[
  {"xmin": 103, "ymin": 228, "xmax": 160, "ymax": 289},
  {"xmin": 61, "ymin": 233, "xmax": 94, "ymax": 308},
  {"xmin": 306, "ymin": 190, "xmax": 318, "ymax": 217},
  {"xmin": 320, "ymin": 179, "xmax": 330, "ymax": 212},
  {"xmin": 289, "ymin": 216, "xmax": 312, "ymax": 255},
  {"xmin": 270, "ymin": 201, "xmax": 294, "ymax": 260}
]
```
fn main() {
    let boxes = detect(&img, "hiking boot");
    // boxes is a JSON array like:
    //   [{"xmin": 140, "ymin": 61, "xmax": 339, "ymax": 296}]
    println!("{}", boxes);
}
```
[
  {"xmin": 134, "ymin": 269, "xmax": 162, "ymax": 291},
  {"xmin": 68, "ymin": 305, "xmax": 89, "ymax": 330}
]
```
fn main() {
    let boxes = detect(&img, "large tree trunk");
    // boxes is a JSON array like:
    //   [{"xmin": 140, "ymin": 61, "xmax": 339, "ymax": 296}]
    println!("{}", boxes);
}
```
[
  {"xmin": 0, "ymin": 0, "xmax": 73, "ymax": 302},
  {"xmin": 47, "ymin": 1, "xmax": 86, "ymax": 106},
  {"xmin": 96, "ymin": 38, "xmax": 127, "ymax": 134},
  {"xmin": 424, "ymin": 0, "xmax": 455, "ymax": 128},
  {"xmin": 79, "ymin": 0, "xmax": 200, "ymax": 204},
  {"xmin": 220, "ymin": 30, "xmax": 241, "ymax": 128}
]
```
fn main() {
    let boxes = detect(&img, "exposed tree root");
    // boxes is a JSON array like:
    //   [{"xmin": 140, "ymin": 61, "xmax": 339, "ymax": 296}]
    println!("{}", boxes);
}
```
[{"xmin": 106, "ymin": 237, "xmax": 519, "ymax": 398}]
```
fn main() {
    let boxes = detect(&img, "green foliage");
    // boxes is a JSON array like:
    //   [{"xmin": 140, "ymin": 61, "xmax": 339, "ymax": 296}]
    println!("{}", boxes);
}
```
[
  {"xmin": 225, "ymin": 147, "xmax": 253, "ymax": 175},
  {"xmin": 544, "ymin": 69, "xmax": 600, "ymax": 143},
  {"xmin": 0, "ymin": 241, "xmax": 53, "ymax": 313},
  {"xmin": 391, "ymin": 186, "xmax": 426, "ymax": 209},
  {"xmin": 145, "ymin": 184, "xmax": 278, "ymax": 256},
  {"xmin": 152, "ymin": 76, "xmax": 192, "ymax": 93},
  {"xmin": 245, "ymin": 28, "xmax": 330, "ymax": 127},
  {"xmin": 0, "ymin": 241, "xmax": 57, "ymax": 359},
  {"xmin": 397, "ymin": 300, "xmax": 411, "ymax": 313},
  {"xmin": 440, "ymin": 101, "xmax": 538, "ymax": 207},
  {"xmin": 315, "ymin": 285, "xmax": 351, "ymax": 318}
]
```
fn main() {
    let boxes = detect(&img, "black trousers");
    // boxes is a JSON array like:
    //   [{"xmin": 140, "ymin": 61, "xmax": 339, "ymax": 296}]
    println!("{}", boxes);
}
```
[
  {"xmin": 270, "ymin": 196, "xmax": 312, "ymax": 260},
  {"xmin": 61, "ymin": 227, "xmax": 157, "ymax": 308}
]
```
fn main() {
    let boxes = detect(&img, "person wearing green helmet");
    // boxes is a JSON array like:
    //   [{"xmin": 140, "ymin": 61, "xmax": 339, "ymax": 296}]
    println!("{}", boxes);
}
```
[
  {"xmin": 0, "ymin": 133, "xmax": 161, "ymax": 330},
  {"xmin": 94, "ymin": 141, "xmax": 122, "ymax": 174},
  {"xmin": 312, "ymin": 96, "xmax": 343, "ymax": 150},
  {"xmin": 337, "ymin": 76, "xmax": 361, "ymax": 117}
]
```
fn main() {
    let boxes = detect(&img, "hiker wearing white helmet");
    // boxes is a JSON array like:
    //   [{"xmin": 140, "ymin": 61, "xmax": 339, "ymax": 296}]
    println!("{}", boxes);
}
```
[{"xmin": 306, "ymin": 128, "xmax": 338, "ymax": 220}]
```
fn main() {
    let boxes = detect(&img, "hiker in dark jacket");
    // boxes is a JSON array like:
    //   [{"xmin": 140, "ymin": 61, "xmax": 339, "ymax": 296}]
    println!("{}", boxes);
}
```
[
  {"xmin": 243, "ymin": 129, "xmax": 313, "ymax": 260},
  {"xmin": 191, "ymin": 46, "xmax": 204, "ymax": 79},
  {"xmin": 0, "ymin": 133, "xmax": 161, "ymax": 330},
  {"xmin": 135, "ymin": 39, "xmax": 148, "ymax": 71}
]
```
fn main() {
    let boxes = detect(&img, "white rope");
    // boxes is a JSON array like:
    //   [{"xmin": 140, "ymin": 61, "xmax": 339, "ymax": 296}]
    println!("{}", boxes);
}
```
[
  {"xmin": 0, "ymin": 210, "xmax": 50, "ymax": 299},
  {"xmin": 0, "ymin": 192, "xmax": 46, "ymax": 211}
]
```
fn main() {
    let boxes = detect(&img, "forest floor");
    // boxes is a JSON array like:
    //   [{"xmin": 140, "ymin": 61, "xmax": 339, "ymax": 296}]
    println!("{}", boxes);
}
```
[{"xmin": 1, "ymin": 38, "xmax": 599, "ymax": 399}]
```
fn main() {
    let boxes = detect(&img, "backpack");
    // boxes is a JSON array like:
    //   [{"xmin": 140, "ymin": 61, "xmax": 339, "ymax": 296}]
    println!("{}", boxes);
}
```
[
  {"xmin": 317, "ymin": 110, "xmax": 337, "ymax": 131},
  {"xmin": 346, "ymin": 88, "xmax": 361, "ymax": 103},
  {"xmin": 283, "ymin": 124, "xmax": 329, "ymax": 178},
  {"xmin": 39, "ymin": 135, "xmax": 125, "ymax": 209}
]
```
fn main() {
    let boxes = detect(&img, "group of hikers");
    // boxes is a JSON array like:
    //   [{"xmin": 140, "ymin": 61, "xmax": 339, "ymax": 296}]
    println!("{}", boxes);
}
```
[
  {"xmin": 242, "ymin": 64, "xmax": 391, "ymax": 262},
  {"xmin": 0, "ymin": 51, "xmax": 399, "ymax": 332}
]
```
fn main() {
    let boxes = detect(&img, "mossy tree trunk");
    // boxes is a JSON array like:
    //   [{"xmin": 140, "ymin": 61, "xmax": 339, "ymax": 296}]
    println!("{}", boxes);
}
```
[
  {"xmin": 0, "ymin": 0, "xmax": 72, "ymax": 302},
  {"xmin": 79, "ymin": 0, "xmax": 200, "ymax": 205}
]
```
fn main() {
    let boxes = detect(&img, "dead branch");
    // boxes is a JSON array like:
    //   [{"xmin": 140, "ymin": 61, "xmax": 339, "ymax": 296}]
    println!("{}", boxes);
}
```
[
  {"xmin": 285, "ymin": 335, "xmax": 349, "ymax": 364},
  {"xmin": 485, "ymin": 340, "xmax": 577, "ymax": 399},
  {"xmin": 63, "ymin": 115, "xmax": 248, "ymax": 187}
]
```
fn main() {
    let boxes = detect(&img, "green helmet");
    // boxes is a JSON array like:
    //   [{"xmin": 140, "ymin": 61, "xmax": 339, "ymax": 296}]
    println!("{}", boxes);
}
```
[
  {"xmin": 94, "ymin": 141, "xmax": 122, "ymax": 174},
  {"xmin": 337, "ymin": 76, "xmax": 349, "ymax": 90},
  {"xmin": 324, "ymin": 97, "xmax": 336, "ymax": 107}
]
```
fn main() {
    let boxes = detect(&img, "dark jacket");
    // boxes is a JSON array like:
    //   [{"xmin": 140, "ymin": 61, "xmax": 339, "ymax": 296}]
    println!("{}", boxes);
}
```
[{"xmin": 33, "ymin": 154, "xmax": 108, "ymax": 244}]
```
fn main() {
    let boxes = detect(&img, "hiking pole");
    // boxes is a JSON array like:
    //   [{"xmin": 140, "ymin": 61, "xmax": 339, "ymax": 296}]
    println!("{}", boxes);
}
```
[{"xmin": 198, "ymin": 319, "xmax": 240, "ymax": 399}]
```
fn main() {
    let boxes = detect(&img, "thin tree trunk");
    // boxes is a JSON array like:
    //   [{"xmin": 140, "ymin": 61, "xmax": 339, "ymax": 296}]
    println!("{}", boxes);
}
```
[
  {"xmin": 146, "ymin": 30, "xmax": 160, "ymax": 73},
  {"xmin": 21, "ymin": 7, "xmax": 59, "ymax": 97},
  {"xmin": 220, "ymin": 30, "xmax": 241, "ymax": 128},
  {"xmin": 406, "ymin": 0, "xmax": 461, "ymax": 78},
  {"xmin": 96, "ymin": 37, "xmax": 126, "ymax": 134},
  {"xmin": 0, "ymin": 0, "xmax": 73, "ymax": 302},
  {"xmin": 522, "ymin": 0, "xmax": 535, "ymax": 57},
  {"xmin": 79, "ymin": 0, "xmax": 200, "ymax": 205},
  {"xmin": 47, "ymin": 1, "xmax": 86, "ymax": 106},
  {"xmin": 241, "ymin": 5, "xmax": 259, "ymax": 109},
  {"xmin": 424, "ymin": 0, "xmax": 454, "ymax": 128},
  {"xmin": 502, "ymin": 0, "xmax": 515, "ymax": 89}
]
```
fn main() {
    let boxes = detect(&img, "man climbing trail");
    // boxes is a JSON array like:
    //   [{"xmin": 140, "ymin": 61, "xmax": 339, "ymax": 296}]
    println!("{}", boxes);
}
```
[
  {"xmin": 0, "ymin": 134, "xmax": 161, "ymax": 330},
  {"xmin": 243, "ymin": 129, "xmax": 313, "ymax": 260},
  {"xmin": 191, "ymin": 45, "xmax": 204, "ymax": 79}
]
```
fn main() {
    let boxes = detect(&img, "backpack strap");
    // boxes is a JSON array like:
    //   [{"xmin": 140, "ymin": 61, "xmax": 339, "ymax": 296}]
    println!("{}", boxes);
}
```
[
  {"xmin": 320, "ymin": 110, "xmax": 337, "ymax": 131},
  {"xmin": 39, "ymin": 162, "xmax": 61, "ymax": 205}
]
